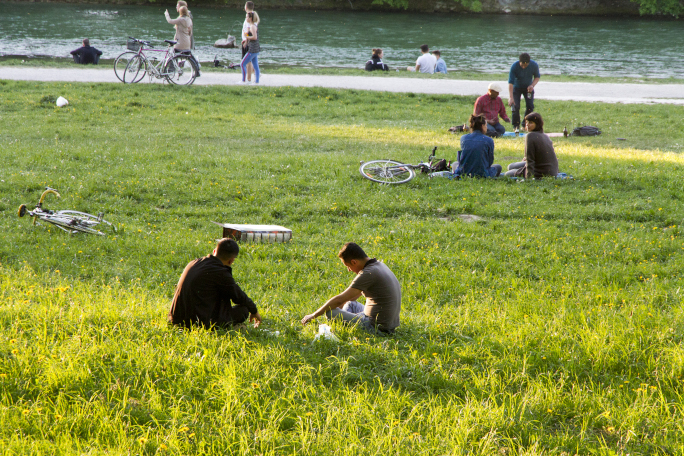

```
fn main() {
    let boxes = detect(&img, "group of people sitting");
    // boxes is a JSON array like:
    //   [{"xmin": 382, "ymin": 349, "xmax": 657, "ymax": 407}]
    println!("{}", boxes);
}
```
[
  {"xmin": 450, "ymin": 52, "xmax": 556, "ymax": 179},
  {"xmin": 453, "ymin": 111, "xmax": 558, "ymax": 179},
  {"xmin": 169, "ymin": 239, "xmax": 402, "ymax": 336},
  {"xmin": 365, "ymin": 44, "xmax": 447, "ymax": 74}
]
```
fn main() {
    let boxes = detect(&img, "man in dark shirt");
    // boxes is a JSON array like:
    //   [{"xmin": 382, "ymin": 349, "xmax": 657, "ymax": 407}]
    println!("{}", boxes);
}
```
[
  {"xmin": 70, "ymin": 39, "xmax": 103, "ymax": 65},
  {"xmin": 168, "ymin": 238, "xmax": 262, "ymax": 329},
  {"xmin": 508, "ymin": 53, "xmax": 540, "ymax": 130}
]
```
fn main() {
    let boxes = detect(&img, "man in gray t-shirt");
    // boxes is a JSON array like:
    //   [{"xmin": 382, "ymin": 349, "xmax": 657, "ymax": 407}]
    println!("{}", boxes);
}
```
[{"xmin": 301, "ymin": 242, "xmax": 401, "ymax": 334}]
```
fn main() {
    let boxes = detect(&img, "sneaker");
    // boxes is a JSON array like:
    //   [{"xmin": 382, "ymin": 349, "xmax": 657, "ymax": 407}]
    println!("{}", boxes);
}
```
[{"xmin": 238, "ymin": 80, "xmax": 248, "ymax": 85}]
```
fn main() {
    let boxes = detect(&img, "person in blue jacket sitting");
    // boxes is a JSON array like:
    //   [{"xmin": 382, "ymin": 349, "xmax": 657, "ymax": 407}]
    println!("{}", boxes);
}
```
[
  {"xmin": 365, "ymin": 48, "xmax": 389, "ymax": 71},
  {"xmin": 453, "ymin": 114, "xmax": 502, "ymax": 178},
  {"xmin": 70, "ymin": 39, "xmax": 103, "ymax": 64},
  {"xmin": 433, "ymin": 50, "xmax": 447, "ymax": 74}
]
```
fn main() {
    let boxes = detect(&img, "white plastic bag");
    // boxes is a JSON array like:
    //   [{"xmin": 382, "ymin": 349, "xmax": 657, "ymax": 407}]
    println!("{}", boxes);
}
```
[
  {"xmin": 313, "ymin": 324, "xmax": 339, "ymax": 342},
  {"xmin": 56, "ymin": 97, "xmax": 69, "ymax": 107}
]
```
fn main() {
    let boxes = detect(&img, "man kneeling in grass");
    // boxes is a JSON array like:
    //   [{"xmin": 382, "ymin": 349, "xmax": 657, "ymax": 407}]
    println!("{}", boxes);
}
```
[
  {"xmin": 301, "ymin": 242, "xmax": 401, "ymax": 335},
  {"xmin": 168, "ymin": 238, "xmax": 262, "ymax": 329}
]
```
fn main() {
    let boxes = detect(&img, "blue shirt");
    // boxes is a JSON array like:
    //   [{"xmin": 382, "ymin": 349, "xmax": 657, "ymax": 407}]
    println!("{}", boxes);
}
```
[
  {"xmin": 508, "ymin": 60, "xmax": 540, "ymax": 89},
  {"xmin": 435, "ymin": 58, "xmax": 448, "ymax": 74},
  {"xmin": 455, "ymin": 131, "xmax": 497, "ymax": 178}
]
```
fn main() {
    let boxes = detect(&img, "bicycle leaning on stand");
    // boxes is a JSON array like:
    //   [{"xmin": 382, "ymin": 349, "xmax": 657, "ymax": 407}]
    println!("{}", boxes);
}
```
[{"xmin": 114, "ymin": 37, "xmax": 198, "ymax": 85}]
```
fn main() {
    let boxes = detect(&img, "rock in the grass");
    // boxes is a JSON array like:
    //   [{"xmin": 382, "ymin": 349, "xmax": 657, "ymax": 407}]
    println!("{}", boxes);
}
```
[
  {"xmin": 214, "ymin": 35, "xmax": 236, "ymax": 48},
  {"xmin": 458, "ymin": 214, "xmax": 484, "ymax": 222},
  {"xmin": 56, "ymin": 96, "xmax": 69, "ymax": 107}
]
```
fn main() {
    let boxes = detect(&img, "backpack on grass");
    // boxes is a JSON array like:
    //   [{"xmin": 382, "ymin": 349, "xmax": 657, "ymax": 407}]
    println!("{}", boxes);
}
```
[{"xmin": 571, "ymin": 126, "xmax": 602, "ymax": 137}]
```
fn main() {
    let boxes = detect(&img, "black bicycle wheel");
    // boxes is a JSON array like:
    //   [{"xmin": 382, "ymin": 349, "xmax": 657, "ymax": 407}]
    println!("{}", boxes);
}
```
[
  {"xmin": 123, "ymin": 55, "xmax": 146, "ymax": 84},
  {"xmin": 359, "ymin": 160, "xmax": 415, "ymax": 184},
  {"xmin": 114, "ymin": 51, "xmax": 144, "ymax": 83},
  {"xmin": 166, "ymin": 54, "xmax": 197, "ymax": 86}
]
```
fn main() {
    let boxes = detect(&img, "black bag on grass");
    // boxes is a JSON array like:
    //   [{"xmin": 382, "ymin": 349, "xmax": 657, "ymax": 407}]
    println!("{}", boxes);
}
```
[{"xmin": 571, "ymin": 126, "xmax": 602, "ymax": 136}]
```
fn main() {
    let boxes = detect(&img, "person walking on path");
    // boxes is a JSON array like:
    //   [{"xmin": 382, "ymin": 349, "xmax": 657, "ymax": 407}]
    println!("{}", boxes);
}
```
[
  {"xmin": 504, "ymin": 112, "xmax": 558, "ymax": 178},
  {"xmin": 240, "ymin": 11, "xmax": 261, "ymax": 84},
  {"xmin": 301, "ymin": 242, "xmax": 401, "ymax": 335},
  {"xmin": 453, "ymin": 114, "xmax": 502, "ymax": 178},
  {"xmin": 508, "ymin": 53, "xmax": 540, "ymax": 130},
  {"xmin": 241, "ymin": 2, "xmax": 259, "ymax": 83},
  {"xmin": 168, "ymin": 238, "xmax": 262, "ymax": 329},
  {"xmin": 473, "ymin": 82, "xmax": 510, "ymax": 137}
]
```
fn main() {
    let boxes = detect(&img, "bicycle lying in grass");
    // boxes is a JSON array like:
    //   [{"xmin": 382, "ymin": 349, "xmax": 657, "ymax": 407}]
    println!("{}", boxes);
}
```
[
  {"xmin": 18, "ymin": 188, "xmax": 115, "ymax": 236},
  {"xmin": 359, "ymin": 147, "xmax": 451, "ymax": 184},
  {"xmin": 114, "ymin": 37, "xmax": 198, "ymax": 85}
]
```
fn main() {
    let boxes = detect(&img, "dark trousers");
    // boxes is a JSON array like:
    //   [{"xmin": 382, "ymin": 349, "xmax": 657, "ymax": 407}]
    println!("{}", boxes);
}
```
[
  {"xmin": 512, "ymin": 87, "xmax": 535, "ymax": 128},
  {"xmin": 218, "ymin": 304, "xmax": 250, "ymax": 326}
]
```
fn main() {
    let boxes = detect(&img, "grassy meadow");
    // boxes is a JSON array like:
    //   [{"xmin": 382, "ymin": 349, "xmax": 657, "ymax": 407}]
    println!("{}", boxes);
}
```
[{"xmin": 1, "ymin": 79, "xmax": 684, "ymax": 455}]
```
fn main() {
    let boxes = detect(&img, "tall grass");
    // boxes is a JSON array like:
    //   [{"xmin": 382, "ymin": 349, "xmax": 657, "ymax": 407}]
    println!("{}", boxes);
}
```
[{"xmin": 1, "ymin": 80, "xmax": 684, "ymax": 454}]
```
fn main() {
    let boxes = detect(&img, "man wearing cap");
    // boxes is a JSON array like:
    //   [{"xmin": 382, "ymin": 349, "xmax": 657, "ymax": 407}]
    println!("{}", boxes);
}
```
[
  {"xmin": 508, "ymin": 53, "xmax": 540, "ymax": 130},
  {"xmin": 473, "ymin": 83, "xmax": 510, "ymax": 137}
]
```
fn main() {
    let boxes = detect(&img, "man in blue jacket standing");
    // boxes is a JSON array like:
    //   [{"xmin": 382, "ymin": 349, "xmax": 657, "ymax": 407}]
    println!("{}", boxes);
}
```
[{"xmin": 508, "ymin": 53, "xmax": 540, "ymax": 130}]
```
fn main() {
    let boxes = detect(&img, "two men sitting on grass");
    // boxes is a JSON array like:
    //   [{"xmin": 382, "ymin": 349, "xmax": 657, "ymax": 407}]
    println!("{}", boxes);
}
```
[{"xmin": 168, "ymin": 240, "xmax": 401, "ymax": 335}]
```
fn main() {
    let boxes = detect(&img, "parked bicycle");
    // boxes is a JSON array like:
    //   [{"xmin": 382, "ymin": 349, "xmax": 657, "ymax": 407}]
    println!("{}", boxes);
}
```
[
  {"xmin": 359, "ymin": 147, "xmax": 451, "ymax": 185},
  {"xmin": 116, "ymin": 37, "xmax": 198, "ymax": 85},
  {"xmin": 18, "ymin": 188, "xmax": 115, "ymax": 236}
]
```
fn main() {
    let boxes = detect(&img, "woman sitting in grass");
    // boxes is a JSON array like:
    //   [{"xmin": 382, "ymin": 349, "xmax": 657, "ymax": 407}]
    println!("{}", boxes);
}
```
[
  {"xmin": 504, "ymin": 112, "xmax": 559, "ymax": 178},
  {"xmin": 365, "ymin": 48, "xmax": 389, "ymax": 71},
  {"xmin": 453, "ymin": 114, "xmax": 502, "ymax": 178}
]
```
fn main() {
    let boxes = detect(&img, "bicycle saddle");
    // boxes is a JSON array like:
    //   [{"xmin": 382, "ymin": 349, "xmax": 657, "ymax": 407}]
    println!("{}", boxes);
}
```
[{"xmin": 165, "ymin": 40, "xmax": 178, "ymax": 46}]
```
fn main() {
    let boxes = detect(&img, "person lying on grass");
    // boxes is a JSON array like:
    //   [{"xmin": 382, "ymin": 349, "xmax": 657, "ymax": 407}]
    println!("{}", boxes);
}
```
[
  {"xmin": 168, "ymin": 238, "xmax": 262, "ymax": 329},
  {"xmin": 301, "ymin": 242, "xmax": 401, "ymax": 335}
]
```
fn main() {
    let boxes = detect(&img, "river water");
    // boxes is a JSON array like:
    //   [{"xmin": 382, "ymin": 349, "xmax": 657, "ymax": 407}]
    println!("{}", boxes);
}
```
[{"xmin": 1, "ymin": 2, "xmax": 683, "ymax": 78}]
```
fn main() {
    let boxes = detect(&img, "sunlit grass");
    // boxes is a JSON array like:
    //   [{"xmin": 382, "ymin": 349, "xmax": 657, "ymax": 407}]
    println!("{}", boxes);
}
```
[{"xmin": 1, "ymin": 80, "xmax": 684, "ymax": 454}]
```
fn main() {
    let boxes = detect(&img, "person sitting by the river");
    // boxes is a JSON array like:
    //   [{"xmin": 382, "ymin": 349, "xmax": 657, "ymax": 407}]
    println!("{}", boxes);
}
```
[
  {"xmin": 453, "ymin": 114, "xmax": 502, "ymax": 178},
  {"xmin": 365, "ymin": 48, "xmax": 389, "ymax": 71},
  {"xmin": 504, "ymin": 112, "xmax": 558, "ymax": 179},
  {"xmin": 70, "ymin": 39, "xmax": 102, "ymax": 65},
  {"xmin": 473, "ymin": 83, "xmax": 510, "ymax": 138},
  {"xmin": 407, "ymin": 44, "xmax": 436, "ymax": 74},
  {"xmin": 433, "ymin": 50, "xmax": 447, "ymax": 74}
]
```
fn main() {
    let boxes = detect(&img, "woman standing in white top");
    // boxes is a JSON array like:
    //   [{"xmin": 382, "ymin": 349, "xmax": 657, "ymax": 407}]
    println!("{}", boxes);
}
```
[{"xmin": 241, "ymin": 2, "xmax": 259, "ymax": 83}]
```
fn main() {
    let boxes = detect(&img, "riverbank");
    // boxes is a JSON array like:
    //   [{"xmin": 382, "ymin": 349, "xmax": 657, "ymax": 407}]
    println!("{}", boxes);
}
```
[
  {"xmin": 3, "ymin": 58, "xmax": 684, "ymax": 86},
  {"xmin": 2, "ymin": 65, "xmax": 684, "ymax": 105}
]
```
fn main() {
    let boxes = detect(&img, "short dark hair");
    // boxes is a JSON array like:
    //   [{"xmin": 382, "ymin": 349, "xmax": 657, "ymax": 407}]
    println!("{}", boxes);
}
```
[
  {"xmin": 420, "ymin": 44, "xmax": 429, "ymax": 53},
  {"xmin": 372, "ymin": 48, "xmax": 382, "ymax": 57},
  {"xmin": 432, "ymin": 50, "xmax": 441, "ymax": 57},
  {"xmin": 245, "ymin": 1, "xmax": 254, "ymax": 10},
  {"xmin": 524, "ymin": 112, "xmax": 544, "ymax": 132},
  {"xmin": 338, "ymin": 242, "xmax": 367, "ymax": 263},
  {"xmin": 519, "ymin": 53, "xmax": 531, "ymax": 63},
  {"xmin": 216, "ymin": 238, "xmax": 239, "ymax": 260},
  {"xmin": 469, "ymin": 114, "xmax": 487, "ymax": 133},
  {"xmin": 83, "ymin": 38, "xmax": 90, "ymax": 46}
]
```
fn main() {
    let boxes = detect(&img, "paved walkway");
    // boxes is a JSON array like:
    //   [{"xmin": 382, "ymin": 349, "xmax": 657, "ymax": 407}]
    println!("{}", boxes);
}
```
[{"xmin": 2, "ymin": 67, "xmax": 684, "ymax": 105}]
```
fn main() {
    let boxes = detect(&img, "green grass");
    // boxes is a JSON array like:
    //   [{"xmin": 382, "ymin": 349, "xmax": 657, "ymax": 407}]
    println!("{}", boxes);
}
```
[
  {"xmin": 3, "ymin": 56, "xmax": 684, "ymax": 84},
  {"xmin": 1, "ymin": 80, "xmax": 684, "ymax": 455}
]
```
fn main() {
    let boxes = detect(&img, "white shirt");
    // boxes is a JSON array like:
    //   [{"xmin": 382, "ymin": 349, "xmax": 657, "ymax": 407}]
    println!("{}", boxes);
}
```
[
  {"xmin": 242, "ymin": 18, "xmax": 250, "ymax": 42},
  {"xmin": 416, "ymin": 53, "xmax": 436, "ymax": 74}
]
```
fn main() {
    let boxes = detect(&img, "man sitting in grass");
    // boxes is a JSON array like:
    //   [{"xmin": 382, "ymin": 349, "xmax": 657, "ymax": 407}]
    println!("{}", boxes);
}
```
[
  {"xmin": 301, "ymin": 242, "xmax": 401, "ymax": 335},
  {"xmin": 168, "ymin": 238, "xmax": 262, "ymax": 329}
]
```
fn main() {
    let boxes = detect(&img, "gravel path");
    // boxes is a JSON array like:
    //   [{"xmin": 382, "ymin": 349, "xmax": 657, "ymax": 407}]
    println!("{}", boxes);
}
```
[{"xmin": 2, "ymin": 67, "xmax": 684, "ymax": 105}]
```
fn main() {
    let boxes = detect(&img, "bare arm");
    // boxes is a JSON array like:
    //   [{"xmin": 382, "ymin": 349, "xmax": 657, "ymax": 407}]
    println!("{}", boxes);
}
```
[
  {"xmin": 246, "ymin": 24, "xmax": 258, "ymax": 41},
  {"xmin": 301, "ymin": 286, "xmax": 363, "ymax": 325}
]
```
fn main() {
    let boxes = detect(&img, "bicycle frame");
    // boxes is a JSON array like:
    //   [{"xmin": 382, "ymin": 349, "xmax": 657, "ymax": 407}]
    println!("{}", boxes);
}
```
[{"xmin": 132, "ymin": 44, "xmax": 177, "ymax": 81}]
